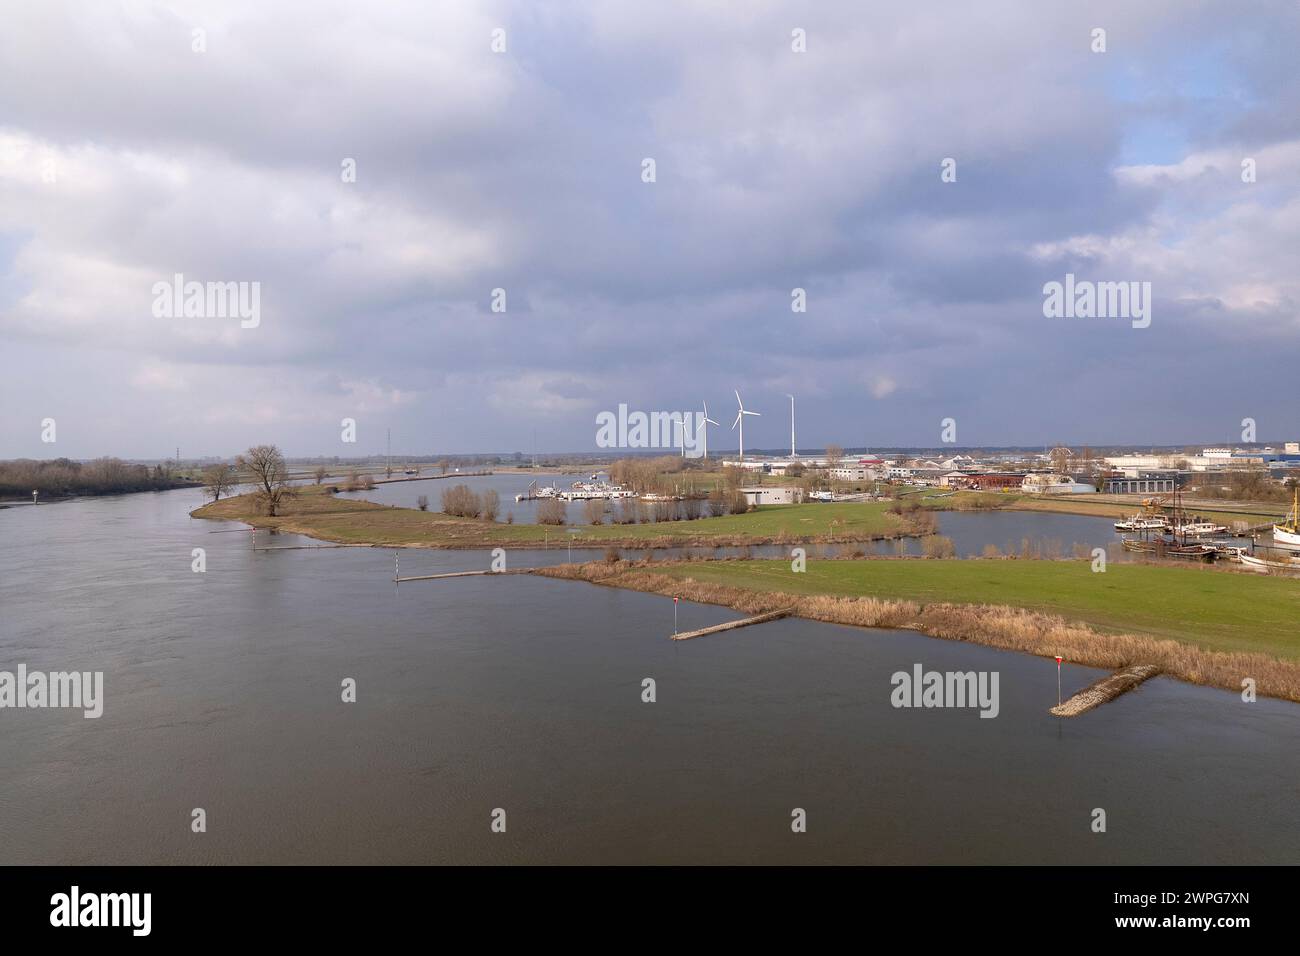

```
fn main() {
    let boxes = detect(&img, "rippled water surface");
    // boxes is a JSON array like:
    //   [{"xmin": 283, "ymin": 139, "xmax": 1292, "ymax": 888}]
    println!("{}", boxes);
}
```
[{"xmin": 1, "ymin": 489, "xmax": 1296, "ymax": 864}]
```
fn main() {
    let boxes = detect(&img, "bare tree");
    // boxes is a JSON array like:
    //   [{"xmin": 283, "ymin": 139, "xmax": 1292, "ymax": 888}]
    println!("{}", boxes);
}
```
[
  {"xmin": 585, "ymin": 498, "xmax": 606, "ymax": 525},
  {"xmin": 537, "ymin": 498, "xmax": 567, "ymax": 525},
  {"xmin": 482, "ymin": 489, "xmax": 500, "ymax": 521},
  {"xmin": 416, "ymin": 494, "xmax": 429, "ymax": 511},
  {"xmin": 313, "ymin": 465, "xmax": 328, "ymax": 484},
  {"xmin": 236, "ymin": 445, "xmax": 295, "ymax": 516},
  {"xmin": 707, "ymin": 488, "xmax": 726, "ymax": 517},
  {"xmin": 1049, "ymin": 446, "xmax": 1072, "ymax": 475},
  {"xmin": 202, "ymin": 463, "xmax": 236, "ymax": 502},
  {"xmin": 441, "ymin": 484, "xmax": 482, "ymax": 517}
]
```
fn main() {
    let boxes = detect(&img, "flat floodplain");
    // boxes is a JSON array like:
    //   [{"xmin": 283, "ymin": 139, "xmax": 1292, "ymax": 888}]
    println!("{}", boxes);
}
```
[
  {"xmin": 193, "ymin": 487, "xmax": 914, "ymax": 547},
  {"xmin": 653, "ymin": 559, "xmax": 1300, "ymax": 659}
]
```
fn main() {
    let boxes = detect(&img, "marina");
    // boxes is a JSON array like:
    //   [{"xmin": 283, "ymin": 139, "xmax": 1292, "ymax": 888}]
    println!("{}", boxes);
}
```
[{"xmin": 515, "ymin": 475, "xmax": 637, "ymax": 502}]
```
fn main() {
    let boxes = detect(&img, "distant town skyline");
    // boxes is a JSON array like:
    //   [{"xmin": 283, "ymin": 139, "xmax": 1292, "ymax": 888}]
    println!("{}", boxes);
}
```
[{"xmin": 3, "ymin": 1, "xmax": 1298, "ymax": 459}]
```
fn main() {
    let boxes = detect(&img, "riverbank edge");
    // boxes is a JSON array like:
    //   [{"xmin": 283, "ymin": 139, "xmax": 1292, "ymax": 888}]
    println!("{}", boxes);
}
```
[{"xmin": 529, "ymin": 560, "xmax": 1300, "ymax": 704}]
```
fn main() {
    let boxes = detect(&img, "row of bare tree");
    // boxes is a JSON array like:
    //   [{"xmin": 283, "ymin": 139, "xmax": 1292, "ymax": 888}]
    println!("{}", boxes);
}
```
[
  {"xmin": 538, "ymin": 489, "xmax": 752, "ymax": 526},
  {"xmin": 1, "ymin": 457, "xmax": 191, "ymax": 497}
]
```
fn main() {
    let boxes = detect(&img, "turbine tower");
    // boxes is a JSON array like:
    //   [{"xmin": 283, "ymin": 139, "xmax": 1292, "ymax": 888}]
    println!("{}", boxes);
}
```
[
  {"xmin": 672, "ymin": 416, "xmax": 688, "ymax": 457},
  {"xmin": 731, "ymin": 390, "xmax": 760, "ymax": 464},
  {"xmin": 785, "ymin": 393, "xmax": 796, "ymax": 459},
  {"xmin": 699, "ymin": 400, "xmax": 721, "ymax": 460}
]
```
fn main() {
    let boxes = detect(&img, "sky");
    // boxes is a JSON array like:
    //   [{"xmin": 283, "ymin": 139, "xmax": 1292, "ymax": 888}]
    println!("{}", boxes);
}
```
[{"xmin": 1, "ymin": 0, "xmax": 1298, "ymax": 460}]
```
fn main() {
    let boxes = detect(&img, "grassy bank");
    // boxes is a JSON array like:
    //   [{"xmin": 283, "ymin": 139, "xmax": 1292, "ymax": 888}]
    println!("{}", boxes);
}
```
[
  {"xmin": 535, "ymin": 559, "xmax": 1300, "ymax": 702},
  {"xmin": 191, "ymin": 487, "xmax": 917, "ymax": 549},
  {"xmin": 649, "ymin": 558, "xmax": 1300, "ymax": 657}
]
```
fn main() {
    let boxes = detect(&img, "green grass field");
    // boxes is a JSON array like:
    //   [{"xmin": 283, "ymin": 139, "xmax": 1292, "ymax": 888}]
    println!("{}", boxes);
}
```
[{"xmin": 654, "ymin": 558, "xmax": 1300, "ymax": 659}]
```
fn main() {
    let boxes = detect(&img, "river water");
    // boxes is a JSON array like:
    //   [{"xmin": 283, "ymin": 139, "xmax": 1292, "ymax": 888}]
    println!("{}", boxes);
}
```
[{"xmin": 1, "ymin": 489, "xmax": 1296, "ymax": 864}]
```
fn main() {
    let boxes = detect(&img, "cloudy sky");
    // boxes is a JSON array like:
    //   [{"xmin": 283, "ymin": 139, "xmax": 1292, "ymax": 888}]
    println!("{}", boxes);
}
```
[{"xmin": 1, "ymin": 0, "xmax": 1297, "ymax": 459}]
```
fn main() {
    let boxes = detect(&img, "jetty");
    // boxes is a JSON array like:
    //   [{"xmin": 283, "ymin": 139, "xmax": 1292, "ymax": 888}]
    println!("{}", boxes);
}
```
[
  {"xmin": 254, "ymin": 543, "xmax": 370, "ymax": 552},
  {"xmin": 373, "ymin": 470, "xmax": 491, "ymax": 485},
  {"xmin": 394, "ymin": 568, "xmax": 530, "ymax": 583},
  {"xmin": 1050, "ymin": 663, "xmax": 1160, "ymax": 717},
  {"xmin": 672, "ymin": 608, "xmax": 794, "ymax": 641}
]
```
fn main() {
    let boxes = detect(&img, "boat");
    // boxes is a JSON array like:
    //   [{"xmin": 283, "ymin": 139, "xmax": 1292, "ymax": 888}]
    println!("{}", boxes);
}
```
[
  {"xmin": 561, "ymin": 480, "xmax": 636, "ymax": 501},
  {"xmin": 809, "ymin": 491, "xmax": 834, "ymax": 502},
  {"xmin": 1166, "ymin": 544, "xmax": 1218, "ymax": 562},
  {"xmin": 1114, "ymin": 515, "xmax": 1168, "ymax": 532},
  {"xmin": 1272, "ymin": 488, "xmax": 1300, "ymax": 549},
  {"xmin": 1171, "ymin": 517, "xmax": 1228, "ymax": 536},
  {"xmin": 1120, "ymin": 538, "xmax": 1217, "ymax": 562},
  {"xmin": 514, "ymin": 480, "xmax": 562, "ymax": 502},
  {"xmin": 1240, "ymin": 551, "xmax": 1300, "ymax": 573}
]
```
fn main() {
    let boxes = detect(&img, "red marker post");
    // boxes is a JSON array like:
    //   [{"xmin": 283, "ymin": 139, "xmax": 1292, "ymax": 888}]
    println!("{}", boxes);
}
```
[
  {"xmin": 1055, "ymin": 656, "xmax": 1064, "ymax": 707},
  {"xmin": 673, "ymin": 596, "xmax": 679, "ymax": 636}
]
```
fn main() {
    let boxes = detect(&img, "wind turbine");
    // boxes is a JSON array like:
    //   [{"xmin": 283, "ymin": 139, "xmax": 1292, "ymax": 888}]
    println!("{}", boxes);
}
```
[
  {"xmin": 732, "ymin": 390, "xmax": 760, "ymax": 463},
  {"xmin": 785, "ymin": 394, "xmax": 796, "ymax": 459},
  {"xmin": 672, "ymin": 416, "xmax": 689, "ymax": 457},
  {"xmin": 699, "ymin": 400, "xmax": 721, "ymax": 460}
]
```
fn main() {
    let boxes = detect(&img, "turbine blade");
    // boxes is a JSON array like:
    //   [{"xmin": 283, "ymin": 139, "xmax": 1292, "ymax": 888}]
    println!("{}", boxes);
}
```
[
  {"xmin": 732, "ymin": 411, "xmax": 742, "ymax": 429},
  {"xmin": 734, "ymin": 389, "xmax": 743, "ymax": 408}
]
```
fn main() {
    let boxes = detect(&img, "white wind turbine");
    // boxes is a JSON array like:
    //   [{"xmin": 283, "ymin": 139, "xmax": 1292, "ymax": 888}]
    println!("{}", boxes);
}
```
[
  {"xmin": 785, "ymin": 393, "xmax": 797, "ymax": 459},
  {"xmin": 731, "ymin": 390, "xmax": 760, "ymax": 463},
  {"xmin": 699, "ymin": 400, "xmax": 721, "ymax": 460},
  {"xmin": 672, "ymin": 416, "xmax": 689, "ymax": 457}
]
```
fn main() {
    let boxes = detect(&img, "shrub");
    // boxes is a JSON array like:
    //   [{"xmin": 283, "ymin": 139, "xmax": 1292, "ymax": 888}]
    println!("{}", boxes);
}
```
[
  {"xmin": 417, "ymin": 495, "xmax": 429, "ymax": 511},
  {"xmin": 441, "ymin": 484, "xmax": 483, "ymax": 518},
  {"xmin": 537, "ymin": 498, "xmax": 567, "ymax": 525},
  {"xmin": 482, "ymin": 489, "xmax": 500, "ymax": 521},
  {"xmin": 922, "ymin": 535, "xmax": 956, "ymax": 558}
]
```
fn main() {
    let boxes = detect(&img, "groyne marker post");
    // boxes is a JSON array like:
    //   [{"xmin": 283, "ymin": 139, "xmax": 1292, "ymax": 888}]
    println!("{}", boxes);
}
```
[
  {"xmin": 673, "ymin": 596, "xmax": 678, "ymax": 636},
  {"xmin": 1055, "ymin": 655, "xmax": 1063, "ymax": 708}
]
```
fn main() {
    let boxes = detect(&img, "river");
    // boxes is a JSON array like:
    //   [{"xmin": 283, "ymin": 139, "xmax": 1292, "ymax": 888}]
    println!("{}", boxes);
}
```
[{"xmin": 1, "ymin": 488, "xmax": 1296, "ymax": 864}]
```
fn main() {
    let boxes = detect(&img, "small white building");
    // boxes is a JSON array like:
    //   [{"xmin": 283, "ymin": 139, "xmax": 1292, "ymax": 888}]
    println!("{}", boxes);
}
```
[
  {"xmin": 828, "ymin": 466, "xmax": 873, "ymax": 482},
  {"xmin": 1022, "ymin": 474, "xmax": 1096, "ymax": 494},
  {"xmin": 740, "ymin": 486, "xmax": 805, "ymax": 506}
]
